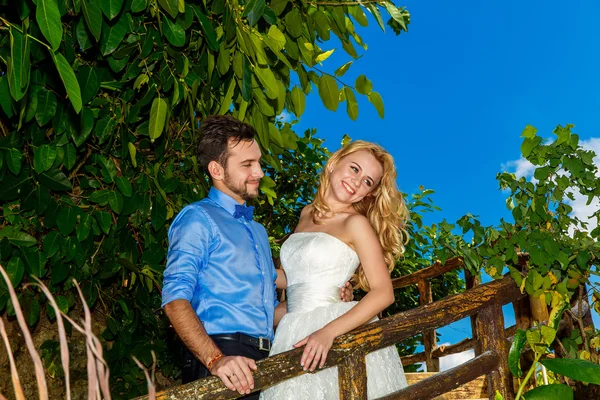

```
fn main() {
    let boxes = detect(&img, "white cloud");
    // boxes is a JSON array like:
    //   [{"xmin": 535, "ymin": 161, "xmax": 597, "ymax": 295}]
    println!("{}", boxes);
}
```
[
  {"xmin": 439, "ymin": 348, "xmax": 475, "ymax": 372},
  {"xmin": 277, "ymin": 110, "xmax": 293, "ymax": 123},
  {"xmin": 501, "ymin": 158, "xmax": 536, "ymax": 179},
  {"xmin": 502, "ymin": 138, "xmax": 600, "ymax": 232}
]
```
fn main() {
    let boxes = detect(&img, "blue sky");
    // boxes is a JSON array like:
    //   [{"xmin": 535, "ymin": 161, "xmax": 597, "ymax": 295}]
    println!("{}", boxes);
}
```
[{"xmin": 287, "ymin": 0, "xmax": 600, "ymax": 370}]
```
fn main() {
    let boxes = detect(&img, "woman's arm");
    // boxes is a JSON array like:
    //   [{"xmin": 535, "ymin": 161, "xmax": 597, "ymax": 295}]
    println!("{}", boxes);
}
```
[
  {"xmin": 275, "ymin": 268, "xmax": 287, "ymax": 289},
  {"xmin": 294, "ymin": 215, "xmax": 395, "ymax": 372}
]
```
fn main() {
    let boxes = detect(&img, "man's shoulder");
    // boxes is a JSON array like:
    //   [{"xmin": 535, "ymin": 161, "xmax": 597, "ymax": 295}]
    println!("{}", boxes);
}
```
[{"xmin": 172, "ymin": 199, "xmax": 217, "ymax": 227}]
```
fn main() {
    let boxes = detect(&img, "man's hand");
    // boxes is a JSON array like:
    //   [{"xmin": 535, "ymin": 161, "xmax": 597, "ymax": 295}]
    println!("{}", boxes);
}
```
[
  {"xmin": 210, "ymin": 355, "xmax": 257, "ymax": 395},
  {"xmin": 340, "ymin": 281, "xmax": 354, "ymax": 302}
]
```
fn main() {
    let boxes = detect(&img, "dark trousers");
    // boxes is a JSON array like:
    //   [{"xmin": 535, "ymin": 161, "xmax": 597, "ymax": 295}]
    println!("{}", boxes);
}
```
[{"xmin": 182, "ymin": 338, "xmax": 269, "ymax": 400}]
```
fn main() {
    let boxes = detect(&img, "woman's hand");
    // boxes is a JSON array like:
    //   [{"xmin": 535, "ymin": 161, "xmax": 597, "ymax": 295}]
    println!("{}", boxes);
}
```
[{"xmin": 293, "ymin": 327, "xmax": 335, "ymax": 372}]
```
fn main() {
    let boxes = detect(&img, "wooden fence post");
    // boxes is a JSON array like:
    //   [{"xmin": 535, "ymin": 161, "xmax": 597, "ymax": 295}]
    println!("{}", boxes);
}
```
[
  {"xmin": 465, "ymin": 270, "xmax": 481, "ymax": 355},
  {"xmin": 338, "ymin": 353, "xmax": 367, "ymax": 400},
  {"xmin": 417, "ymin": 279, "xmax": 439, "ymax": 372},
  {"xmin": 476, "ymin": 305, "xmax": 514, "ymax": 400}
]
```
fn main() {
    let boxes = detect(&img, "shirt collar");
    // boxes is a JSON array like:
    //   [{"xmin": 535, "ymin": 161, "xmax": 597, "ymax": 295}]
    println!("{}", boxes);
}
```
[{"xmin": 208, "ymin": 187, "xmax": 245, "ymax": 216}]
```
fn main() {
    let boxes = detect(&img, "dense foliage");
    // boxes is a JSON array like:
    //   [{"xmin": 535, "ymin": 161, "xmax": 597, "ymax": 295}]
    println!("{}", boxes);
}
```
[{"xmin": 0, "ymin": 0, "xmax": 442, "ymax": 396}]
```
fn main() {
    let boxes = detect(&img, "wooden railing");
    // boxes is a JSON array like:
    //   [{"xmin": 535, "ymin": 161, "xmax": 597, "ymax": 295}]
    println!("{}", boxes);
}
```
[{"xmin": 138, "ymin": 258, "xmax": 527, "ymax": 400}]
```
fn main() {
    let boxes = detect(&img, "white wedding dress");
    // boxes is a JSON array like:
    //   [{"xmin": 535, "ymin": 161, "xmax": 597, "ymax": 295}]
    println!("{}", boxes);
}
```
[{"xmin": 260, "ymin": 232, "xmax": 408, "ymax": 400}]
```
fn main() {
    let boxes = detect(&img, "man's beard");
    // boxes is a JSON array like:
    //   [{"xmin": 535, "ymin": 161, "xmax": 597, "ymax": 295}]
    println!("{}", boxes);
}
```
[{"xmin": 224, "ymin": 170, "xmax": 258, "ymax": 201}]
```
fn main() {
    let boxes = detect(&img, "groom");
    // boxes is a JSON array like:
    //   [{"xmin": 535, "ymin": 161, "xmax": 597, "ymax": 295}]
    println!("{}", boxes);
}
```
[{"xmin": 162, "ymin": 115, "xmax": 350, "ymax": 398}]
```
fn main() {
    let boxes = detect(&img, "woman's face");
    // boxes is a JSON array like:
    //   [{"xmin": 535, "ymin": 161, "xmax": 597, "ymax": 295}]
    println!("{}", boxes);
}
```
[{"xmin": 327, "ymin": 150, "xmax": 384, "ymax": 205}]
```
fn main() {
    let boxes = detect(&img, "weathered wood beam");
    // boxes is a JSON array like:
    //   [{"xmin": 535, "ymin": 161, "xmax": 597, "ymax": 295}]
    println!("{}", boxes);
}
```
[
  {"xmin": 417, "ymin": 279, "xmax": 439, "ymax": 372},
  {"xmin": 338, "ymin": 353, "xmax": 367, "ymax": 400},
  {"xmin": 400, "ymin": 325, "xmax": 518, "ymax": 367},
  {"xmin": 392, "ymin": 257, "xmax": 463, "ymax": 289},
  {"xmin": 380, "ymin": 350, "xmax": 499, "ymax": 400},
  {"xmin": 139, "ymin": 276, "xmax": 525, "ymax": 400},
  {"xmin": 476, "ymin": 305, "xmax": 514, "ymax": 400}
]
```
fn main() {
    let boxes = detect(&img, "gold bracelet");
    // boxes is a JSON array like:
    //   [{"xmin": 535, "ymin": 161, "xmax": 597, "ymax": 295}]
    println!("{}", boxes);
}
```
[{"xmin": 207, "ymin": 353, "xmax": 224, "ymax": 371}]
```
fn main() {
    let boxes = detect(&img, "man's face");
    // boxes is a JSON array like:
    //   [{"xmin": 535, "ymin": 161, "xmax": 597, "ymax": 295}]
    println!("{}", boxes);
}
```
[{"xmin": 221, "ymin": 139, "xmax": 264, "ymax": 203}]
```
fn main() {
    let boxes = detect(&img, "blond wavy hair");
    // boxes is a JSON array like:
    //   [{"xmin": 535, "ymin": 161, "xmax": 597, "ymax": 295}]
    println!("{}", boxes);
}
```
[{"xmin": 312, "ymin": 140, "xmax": 409, "ymax": 291}]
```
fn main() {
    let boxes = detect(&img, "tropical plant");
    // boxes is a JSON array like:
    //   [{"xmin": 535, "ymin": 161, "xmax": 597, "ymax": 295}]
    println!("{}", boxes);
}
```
[
  {"xmin": 0, "ymin": 0, "xmax": 420, "ymax": 396},
  {"xmin": 442, "ymin": 124, "xmax": 600, "ymax": 399}
]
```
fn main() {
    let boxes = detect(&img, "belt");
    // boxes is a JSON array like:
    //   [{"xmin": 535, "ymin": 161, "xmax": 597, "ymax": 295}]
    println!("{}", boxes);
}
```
[{"xmin": 210, "ymin": 333, "xmax": 272, "ymax": 352}]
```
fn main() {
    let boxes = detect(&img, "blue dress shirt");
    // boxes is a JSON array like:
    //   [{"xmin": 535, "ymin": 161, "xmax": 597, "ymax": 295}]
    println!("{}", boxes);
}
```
[{"xmin": 162, "ymin": 187, "xmax": 278, "ymax": 341}]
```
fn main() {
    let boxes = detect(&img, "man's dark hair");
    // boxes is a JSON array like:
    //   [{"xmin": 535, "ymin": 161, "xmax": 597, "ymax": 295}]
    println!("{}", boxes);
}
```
[{"xmin": 197, "ymin": 115, "xmax": 257, "ymax": 172}]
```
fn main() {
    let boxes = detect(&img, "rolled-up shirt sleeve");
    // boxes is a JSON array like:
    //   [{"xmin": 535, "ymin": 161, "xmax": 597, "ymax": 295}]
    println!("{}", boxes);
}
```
[{"xmin": 161, "ymin": 206, "xmax": 213, "ymax": 307}]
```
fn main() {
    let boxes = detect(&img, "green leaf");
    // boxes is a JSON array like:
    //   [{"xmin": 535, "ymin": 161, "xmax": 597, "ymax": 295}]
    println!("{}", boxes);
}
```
[
  {"xmin": 108, "ymin": 191, "xmax": 124, "ymax": 214},
  {"xmin": 158, "ymin": 0, "xmax": 178, "ymax": 18},
  {"xmin": 242, "ymin": 56, "xmax": 253, "ymax": 101},
  {"xmin": 193, "ymin": 7, "xmax": 219, "ymax": 51},
  {"xmin": 5, "ymin": 257, "xmax": 25, "ymax": 288},
  {"xmin": 318, "ymin": 75, "xmax": 339, "ymax": 112},
  {"xmin": 90, "ymin": 190, "xmax": 111, "ymax": 205},
  {"xmin": 131, "ymin": 0, "xmax": 147, "ymax": 13},
  {"xmin": 23, "ymin": 295, "xmax": 40, "ymax": 327},
  {"xmin": 368, "ymin": 91, "xmax": 384, "ymax": 118},
  {"xmin": 100, "ymin": 0, "xmax": 124, "ymax": 20},
  {"xmin": 0, "ymin": 226, "xmax": 37, "ymax": 247},
  {"xmin": 76, "ymin": 213, "xmax": 92, "ymax": 242},
  {"xmin": 255, "ymin": 66, "xmax": 278, "ymax": 99},
  {"xmin": 82, "ymin": 0, "xmax": 103, "ymax": 41},
  {"xmin": 115, "ymin": 176, "xmax": 133, "ymax": 197},
  {"xmin": 285, "ymin": 9, "xmax": 302, "ymax": 38},
  {"xmin": 36, "ymin": 0, "xmax": 63, "ymax": 50},
  {"xmin": 128, "ymin": 142, "xmax": 137, "ymax": 167},
  {"xmin": 344, "ymin": 87, "xmax": 358, "ymax": 121},
  {"xmin": 101, "ymin": 14, "xmax": 129, "ymax": 56},
  {"xmin": 365, "ymin": 3, "xmax": 385, "ymax": 32},
  {"xmin": 39, "ymin": 169, "xmax": 72, "ymax": 191},
  {"xmin": 151, "ymin": 194, "xmax": 167, "ymax": 230},
  {"xmin": 383, "ymin": 2, "xmax": 407, "ymax": 31},
  {"xmin": 0, "ymin": 76, "xmax": 14, "ymax": 117},
  {"xmin": 95, "ymin": 211, "xmax": 112, "ymax": 234},
  {"xmin": 22, "ymin": 247, "xmax": 48, "ymax": 278},
  {"xmin": 77, "ymin": 67, "xmax": 101, "ymax": 104},
  {"xmin": 163, "ymin": 16, "xmax": 186, "ymax": 47},
  {"xmin": 350, "ymin": 6, "xmax": 368, "ymax": 27},
  {"xmin": 267, "ymin": 25, "xmax": 286, "ymax": 50},
  {"xmin": 541, "ymin": 358, "xmax": 600, "ymax": 384},
  {"xmin": 149, "ymin": 97, "xmax": 168, "ymax": 143},
  {"xmin": 33, "ymin": 145, "xmax": 57, "ymax": 174},
  {"xmin": 22, "ymin": 184, "xmax": 50, "ymax": 214},
  {"xmin": 508, "ymin": 329, "xmax": 526, "ymax": 377},
  {"xmin": 247, "ymin": 0, "xmax": 265, "ymax": 27},
  {"xmin": 57, "ymin": 207, "xmax": 78, "ymax": 236},
  {"xmin": 5, "ymin": 148, "xmax": 23, "ymax": 175},
  {"xmin": 52, "ymin": 53, "xmax": 82, "ymax": 113},
  {"xmin": 43, "ymin": 231, "xmax": 63, "ymax": 258},
  {"xmin": 70, "ymin": 107, "xmax": 95, "ymax": 147},
  {"xmin": 63, "ymin": 144, "xmax": 77, "ymax": 170},
  {"xmin": 335, "ymin": 61, "xmax": 353, "ymax": 77},
  {"xmin": 93, "ymin": 115, "xmax": 117, "ymax": 145},
  {"xmin": 290, "ymin": 86, "xmax": 305, "ymax": 118},
  {"xmin": 315, "ymin": 49, "xmax": 335, "ymax": 64},
  {"xmin": 521, "ymin": 136, "xmax": 542, "ymax": 158},
  {"xmin": 7, "ymin": 29, "xmax": 30, "ymax": 101},
  {"xmin": 35, "ymin": 89, "xmax": 57, "ymax": 126},
  {"xmin": 51, "ymin": 263, "xmax": 70, "ymax": 285},
  {"xmin": 76, "ymin": 18, "xmax": 93, "ymax": 51},
  {"xmin": 522, "ymin": 384, "xmax": 573, "ymax": 400},
  {"xmin": 521, "ymin": 124, "xmax": 538, "ymax": 139},
  {"xmin": 356, "ymin": 75, "xmax": 373, "ymax": 95}
]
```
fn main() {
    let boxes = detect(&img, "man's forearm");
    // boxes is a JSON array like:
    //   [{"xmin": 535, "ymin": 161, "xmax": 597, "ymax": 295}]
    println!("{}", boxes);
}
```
[{"xmin": 164, "ymin": 299, "xmax": 221, "ymax": 366}]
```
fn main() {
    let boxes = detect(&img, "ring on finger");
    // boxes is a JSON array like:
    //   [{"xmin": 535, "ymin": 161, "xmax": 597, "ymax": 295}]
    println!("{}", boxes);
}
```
[{"xmin": 228, "ymin": 372, "xmax": 236, "ymax": 378}]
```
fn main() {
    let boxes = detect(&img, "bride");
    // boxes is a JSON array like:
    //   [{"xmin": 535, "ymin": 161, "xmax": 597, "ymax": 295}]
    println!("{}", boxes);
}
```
[{"xmin": 261, "ymin": 140, "xmax": 409, "ymax": 399}]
